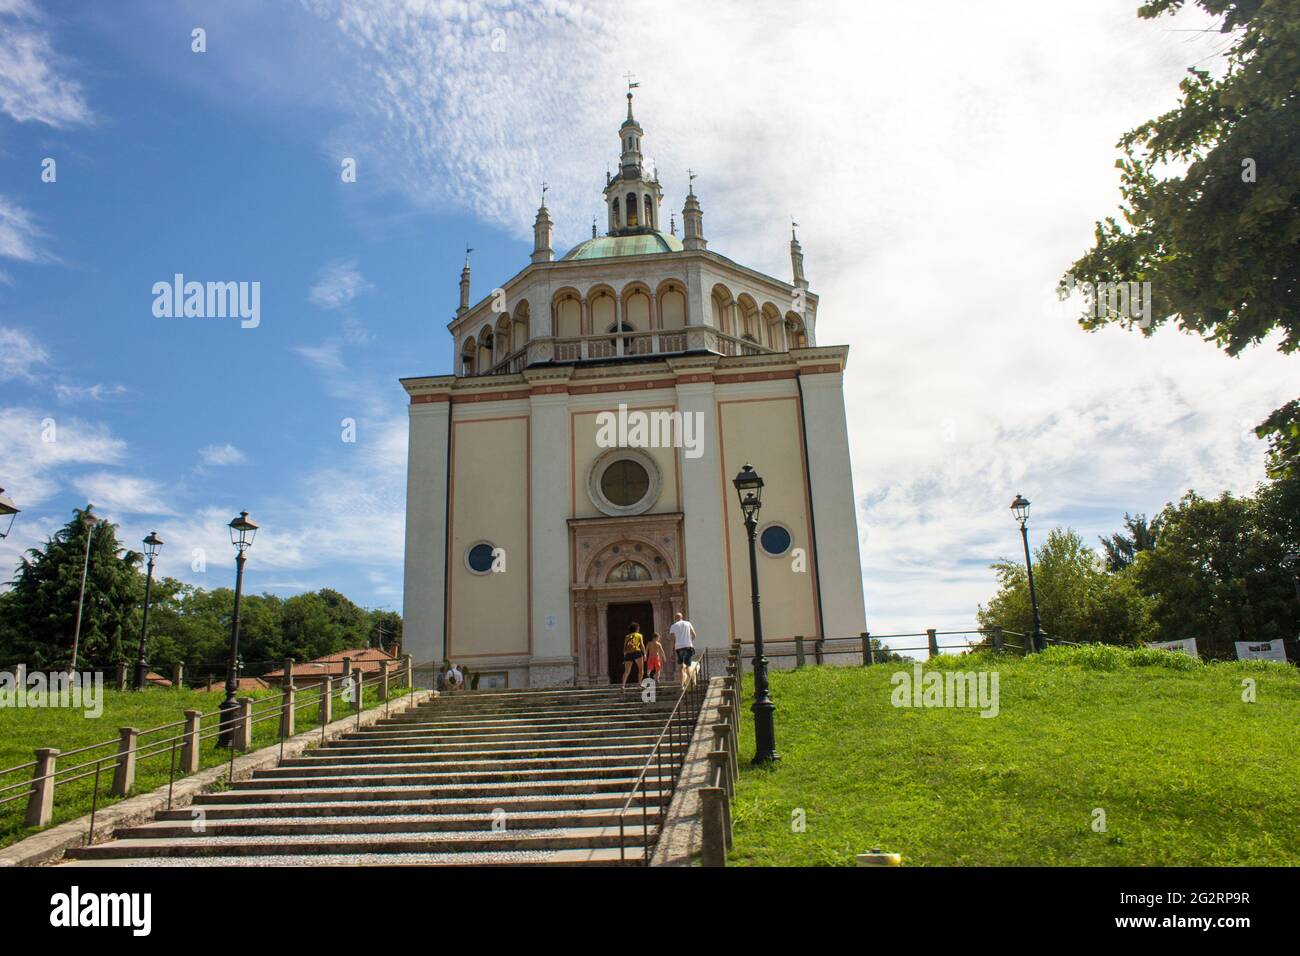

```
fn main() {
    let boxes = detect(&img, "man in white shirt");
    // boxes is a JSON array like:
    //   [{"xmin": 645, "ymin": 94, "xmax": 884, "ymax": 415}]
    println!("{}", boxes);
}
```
[
  {"xmin": 668, "ymin": 613, "xmax": 697, "ymax": 677},
  {"xmin": 445, "ymin": 662, "xmax": 464, "ymax": 691}
]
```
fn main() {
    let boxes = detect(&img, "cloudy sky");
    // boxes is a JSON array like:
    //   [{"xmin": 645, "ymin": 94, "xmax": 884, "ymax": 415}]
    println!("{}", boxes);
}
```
[{"xmin": 0, "ymin": 0, "xmax": 1292, "ymax": 645}]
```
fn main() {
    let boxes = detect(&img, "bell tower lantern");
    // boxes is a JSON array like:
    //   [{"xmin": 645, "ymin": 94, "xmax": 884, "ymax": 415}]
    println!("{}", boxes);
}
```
[{"xmin": 604, "ymin": 84, "xmax": 663, "ymax": 235}]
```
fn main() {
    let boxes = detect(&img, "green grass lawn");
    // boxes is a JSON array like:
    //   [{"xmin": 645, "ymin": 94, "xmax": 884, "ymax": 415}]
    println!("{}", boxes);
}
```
[
  {"xmin": 730, "ymin": 645, "xmax": 1300, "ymax": 866},
  {"xmin": 0, "ymin": 681, "xmax": 413, "ymax": 848}
]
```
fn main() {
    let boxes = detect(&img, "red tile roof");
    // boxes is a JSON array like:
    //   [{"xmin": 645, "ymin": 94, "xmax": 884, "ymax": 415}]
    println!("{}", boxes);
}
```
[
  {"xmin": 197, "ymin": 676, "xmax": 270, "ymax": 692},
  {"xmin": 264, "ymin": 648, "xmax": 398, "ymax": 681}
]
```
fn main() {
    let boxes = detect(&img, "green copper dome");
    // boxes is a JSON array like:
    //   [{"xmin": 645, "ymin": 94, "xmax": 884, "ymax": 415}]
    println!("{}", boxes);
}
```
[{"xmin": 561, "ymin": 230, "xmax": 684, "ymax": 261}]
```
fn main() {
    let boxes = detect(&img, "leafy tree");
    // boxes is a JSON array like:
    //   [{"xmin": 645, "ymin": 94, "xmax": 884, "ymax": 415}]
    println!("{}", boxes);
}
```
[
  {"xmin": 2, "ymin": 513, "xmax": 403, "ymax": 673},
  {"xmin": 978, "ymin": 528, "xmax": 1157, "ymax": 646},
  {"xmin": 1100, "ymin": 512, "xmax": 1163, "ymax": 572},
  {"xmin": 0, "ymin": 506, "xmax": 143, "ymax": 668},
  {"xmin": 1061, "ymin": 0, "xmax": 1300, "ymax": 476},
  {"xmin": 869, "ymin": 637, "xmax": 908, "ymax": 664},
  {"xmin": 1131, "ymin": 474, "xmax": 1299, "ymax": 658},
  {"xmin": 278, "ymin": 589, "xmax": 374, "ymax": 663},
  {"xmin": 368, "ymin": 609, "xmax": 404, "ymax": 655}
]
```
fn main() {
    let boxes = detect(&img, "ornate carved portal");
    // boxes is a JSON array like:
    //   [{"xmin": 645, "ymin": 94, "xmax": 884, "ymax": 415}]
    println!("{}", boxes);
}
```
[{"xmin": 570, "ymin": 513, "xmax": 687, "ymax": 685}]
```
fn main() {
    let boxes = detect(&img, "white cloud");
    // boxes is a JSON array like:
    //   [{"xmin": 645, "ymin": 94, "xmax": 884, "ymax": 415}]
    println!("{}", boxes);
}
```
[
  {"xmin": 199, "ymin": 443, "xmax": 249, "ymax": 467},
  {"xmin": 0, "ymin": 325, "xmax": 47, "ymax": 381},
  {"xmin": 0, "ymin": 0, "xmax": 92, "ymax": 127},
  {"xmin": 0, "ymin": 197, "xmax": 50, "ymax": 264},
  {"xmin": 132, "ymin": 413, "xmax": 407, "ymax": 587},
  {"xmin": 294, "ymin": 341, "xmax": 345, "ymax": 373},
  {"xmin": 123, "ymin": 506, "xmax": 296, "ymax": 582},
  {"xmin": 293, "ymin": 0, "xmax": 617, "ymax": 247},
  {"xmin": 70, "ymin": 472, "xmax": 177, "ymax": 518},
  {"xmin": 307, "ymin": 258, "xmax": 370, "ymax": 310},
  {"xmin": 0, "ymin": 405, "xmax": 127, "ymax": 515},
  {"xmin": 53, "ymin": 382, "xmax": 129, "ymax": 403}
]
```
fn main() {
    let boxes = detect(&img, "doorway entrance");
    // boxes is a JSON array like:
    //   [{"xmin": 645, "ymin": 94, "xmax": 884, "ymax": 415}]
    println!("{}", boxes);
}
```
[{"xmin": 606, "ymin": 601, "xmax": 654, "ymax": 684}]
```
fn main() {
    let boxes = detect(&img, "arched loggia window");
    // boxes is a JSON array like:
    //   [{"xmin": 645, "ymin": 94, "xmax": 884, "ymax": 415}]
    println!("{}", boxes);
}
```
[
  {"xmin": 626, "ymin": 192, "xmax": 638, "ymax": 227},
  {"xmin": 607, "ymin": 321, "xmax": 636, "ymax": 352}
]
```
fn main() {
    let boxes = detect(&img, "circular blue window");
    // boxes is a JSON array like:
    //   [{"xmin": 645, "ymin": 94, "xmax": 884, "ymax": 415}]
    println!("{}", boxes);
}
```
[
  {"xmin": 760, "ymin": 524, "xmax": 792, "ymax": 557},
  {"xmin": 466, "ymin": 543, "xmax": 496, "ymax": 574}
]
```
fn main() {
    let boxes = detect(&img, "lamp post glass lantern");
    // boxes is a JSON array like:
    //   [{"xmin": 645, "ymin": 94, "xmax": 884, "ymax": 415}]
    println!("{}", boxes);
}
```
[
  {"xmin": 733, "ymin": 463, "xmax": 778, "ymax": 764},
  {"xmin": 219, "ymin": 511, "xmax": 258, "ymax": 747},
  {"xmin": 0, "ymin": 488, "xmax": 19, "ymax": 540},
  {"xmin": 133, "ymin": 532, "xmax": 164, "ymax": 690},
  {"xmin": 1011, "ymin": 494, "xmax": 1047, "ymax": 653}
]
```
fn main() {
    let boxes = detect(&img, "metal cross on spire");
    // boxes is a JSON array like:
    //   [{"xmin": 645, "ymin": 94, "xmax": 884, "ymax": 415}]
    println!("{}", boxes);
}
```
[
  {"xmin": 687, "ymin": 168, "xmax": 696, "ymax": 195},
  {"xmin": 541, "ymin": 181, "xmax": 548, "ymax": 207},
  {"xmin": 623, "ymin": 71, "xmax": 639, "ymax": 92},
  {"xmin": 464, "ymin": 245, "xmax": 474, "ymax": 267}
]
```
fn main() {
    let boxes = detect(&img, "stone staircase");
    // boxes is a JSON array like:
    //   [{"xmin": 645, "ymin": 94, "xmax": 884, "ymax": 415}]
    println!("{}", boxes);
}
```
[{"xmin": 63, "ymin": 684, "xmax": 691, "ymax": 866}]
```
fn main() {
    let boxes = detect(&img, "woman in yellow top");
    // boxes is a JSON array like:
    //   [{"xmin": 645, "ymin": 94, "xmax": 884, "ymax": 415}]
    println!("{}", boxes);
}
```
[{"xmin": 621, "ymin": 622, "xmax": 645, "ymax": 688}]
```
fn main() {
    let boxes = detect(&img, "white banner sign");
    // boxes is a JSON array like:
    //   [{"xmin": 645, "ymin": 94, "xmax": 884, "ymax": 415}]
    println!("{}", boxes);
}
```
[
  {"xmin": 1148, "ymin": 638, "xmax": 1199, "ymax": 658},
  {"xmin": 1235, "ymin": 640, "xmax": 1288, "ymax": 662}
]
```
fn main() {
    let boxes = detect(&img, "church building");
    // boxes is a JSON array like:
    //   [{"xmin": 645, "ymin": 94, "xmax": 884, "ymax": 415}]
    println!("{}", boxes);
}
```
[{"xmin": 400, "ymin": 91, "xmax": 866, "ymax": 686}]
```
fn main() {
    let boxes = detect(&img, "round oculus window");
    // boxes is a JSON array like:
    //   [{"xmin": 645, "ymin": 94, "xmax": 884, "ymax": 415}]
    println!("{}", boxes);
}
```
[
  {"xmin": 600, "ymin": 459, "xmax": 650, "ymax": 508},
  {"xmin": 587, "ymin": 448, "xmax": 662, "ymax": 517},
  {"xmin": 466, "ymin": 542, "xmax": 496, "ymax": 574},
  {"xmin": 760, "ymin": 523, "xmax": 792, "ymax": 557}
]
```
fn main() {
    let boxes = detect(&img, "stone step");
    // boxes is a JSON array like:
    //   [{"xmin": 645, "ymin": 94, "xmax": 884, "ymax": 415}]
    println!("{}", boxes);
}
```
[
  {"xmin": 373, "ymin": 711, "xmax": 674, "ymax": 732},
  {"xmin": 348, "ymin": 719, "xmax": 672, "ymax": 741},
  {"xmin": 67, "ymin": 825, "xmax": 656, "ymax": 860},
  {"xmin": 318, "ymin": 731, "xmax": 669, "ymax": 753},
  {"xmin": 385, "ymin": 698, "xmax": 678, "ymax": 721},
  {"xmin": 114, "ymin": 806, "xmax": 657, "ymax": 839},
  {"xmin": 251, "ymin": 752, "xmax": 678, "ymax": 780},
  {"xmin": 57, "ymin": 681, "xmax": 706, "ymax": 868},
  {"xmin": 236, "ymin": 764, "xmax": 670, "ymax": 789},
  {"xmin": 284, "ymin": 741, "xmax": 678, "ymax": 766},
  {"xmin": 204, "ymin": 774, "xmax": 676, "ymax": 803},
  {"xmin": 434, "ymin": 686, "xmax": 686, "ymax": 702},
  {"xmin": 60, "ymin": 846, "xmax": 648, "ymax": 866},
  {"xmin": 374, "ymin": 708, "xmax": 680, "ymax": 730},
  {"xmin": 162, "ymin": 792, "xmax": 658, "ymax": 819},
  {"xmin": 420, "ymin": 685, "xmax": 682, "ymax": 707},
  {"xmin": 335, "ymin": 720, "xmax": 672, "ymax": 743}
]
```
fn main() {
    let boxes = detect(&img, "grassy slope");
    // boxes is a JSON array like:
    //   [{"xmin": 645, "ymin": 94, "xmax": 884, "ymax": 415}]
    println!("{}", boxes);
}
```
[
  {"xmin": 0, "ymin": 683, "xmax": 410, "ymax": 848},
  {"xmin": 731, "ymin": 645, "xmax": 1300, "ymax": 866}
]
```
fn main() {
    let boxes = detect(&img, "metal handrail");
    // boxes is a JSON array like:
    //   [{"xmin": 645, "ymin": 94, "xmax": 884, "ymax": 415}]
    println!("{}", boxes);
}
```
[
  {"xmin": 616, "ymin": 648, "xmax": 711, "ymax": 865},
  {"xmin": 729, "ymin": 628, "xmax": 1044, "ymax": 660},
  {"xmin": 1, "ymin": 658, "xmax": 417, "ymax": 837}
]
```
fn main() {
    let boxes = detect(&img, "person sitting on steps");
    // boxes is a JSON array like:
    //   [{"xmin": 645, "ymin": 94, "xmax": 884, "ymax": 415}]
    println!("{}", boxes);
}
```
[{"xmin": 445, "ymin": 662, "xmax": 464, "ymax": 691}]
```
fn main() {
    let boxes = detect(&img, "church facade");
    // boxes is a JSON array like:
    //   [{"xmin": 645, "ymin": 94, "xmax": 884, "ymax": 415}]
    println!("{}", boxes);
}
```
[{"xmin": 400, "ymin": 92, "xmax": 866, "ymax": 686}]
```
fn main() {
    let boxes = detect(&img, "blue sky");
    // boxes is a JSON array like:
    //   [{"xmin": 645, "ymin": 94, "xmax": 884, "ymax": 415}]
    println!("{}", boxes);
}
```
[{"xmin": 1, "ymin": 0, "xmax": 1294, "ymax": 639}]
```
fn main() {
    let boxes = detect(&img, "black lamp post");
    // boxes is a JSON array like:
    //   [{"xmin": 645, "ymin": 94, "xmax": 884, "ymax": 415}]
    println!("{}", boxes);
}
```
[
  {"xmin": 734, "ymin": 463, "xmax": 778, "ymax": 764},
  {"xmin": 133, "ymin": 531, "xmax": 164, "ymax": 690},
  {"xmin": 0, "ymin": 488, "xmax": 19, "ymax": 540},
  {"xmin": 1011, "ymin": 494, "xmax": 1047, "ymax": 653},
  {"xmin": 218, "ymin": 511, "xmax": 258, "ymax": 747}
]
